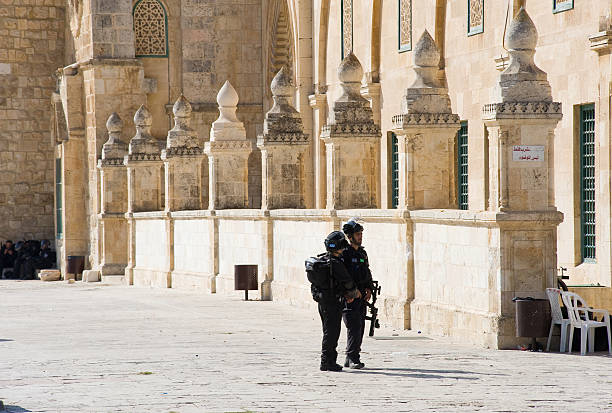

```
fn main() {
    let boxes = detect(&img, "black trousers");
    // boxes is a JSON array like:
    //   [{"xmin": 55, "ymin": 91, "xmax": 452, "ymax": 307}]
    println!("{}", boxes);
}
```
[
  {"xmin": 318, "ymin": 300, "xmax": 343, "ymax": 365},
  {"xmin": 342, "ymin": 298, "xmax": 366, "ymax": 361}
]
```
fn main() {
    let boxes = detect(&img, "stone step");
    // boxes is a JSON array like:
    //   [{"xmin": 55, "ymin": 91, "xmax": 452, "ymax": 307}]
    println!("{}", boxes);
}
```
[{"xmin": 101, "ymin": 275, "xmax": 125, "ymax": 285}]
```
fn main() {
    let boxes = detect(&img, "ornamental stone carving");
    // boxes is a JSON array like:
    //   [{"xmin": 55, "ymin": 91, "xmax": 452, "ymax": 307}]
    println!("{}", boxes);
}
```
[
  {"xmin": 258, "ymin": 66, "xmax": 308, "ymax": 145},
  {"xmin": 258, "ymin": 66, "xmax": 309, "ymax": 209},
  {"xmin": 322, "ymin": 52, "xmax": 381, "ymax": 137},
  {"xmin": 491, "ymin": 7, "xmax": 556, "ymax": 105},
  {"xmin": 396, "ymin": 30, "xmax": 459, "ymax": 127},
  {"xmin": 99, "ymin": 113, "xmax": 128, "ymax": 167},
  {"xmin": 321, "ymin": 53, "xmax": 381, "ymax": 209},
  {"xmin": 163, "ymin": 95, "xmax": 201, "ymax": 157},
  {"xmin": 127, "ymin": 105, "xmax": 162, "ymax": 161}
]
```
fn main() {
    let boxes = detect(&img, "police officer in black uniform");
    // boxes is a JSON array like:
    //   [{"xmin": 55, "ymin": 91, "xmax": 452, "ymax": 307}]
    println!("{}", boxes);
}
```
[
  {"xmin": 315, "ymin": 231, "xmax": 361, "ymax": 371},
  {"xmin": 341, "ymin": 218, "xmax": 374, "ymax": 369}
]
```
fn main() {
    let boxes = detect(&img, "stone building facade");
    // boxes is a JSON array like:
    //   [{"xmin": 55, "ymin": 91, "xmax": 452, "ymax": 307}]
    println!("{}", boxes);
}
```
[{"xmin": 5, "ymin": 0, "xmax": 612, "ymax": 347}]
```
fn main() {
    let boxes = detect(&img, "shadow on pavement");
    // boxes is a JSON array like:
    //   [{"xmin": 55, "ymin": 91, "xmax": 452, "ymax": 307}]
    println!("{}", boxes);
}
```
[
  {"xmin": 0, "ymin": 339, "xmax": 14, "ymax": 342},
  {"xmin": 344, "ymin": 367, "xmax": 505, "ymax": 379},
  {"xmin": 3, "ymin": 406, "xmax": 32, "ymax": 412}
]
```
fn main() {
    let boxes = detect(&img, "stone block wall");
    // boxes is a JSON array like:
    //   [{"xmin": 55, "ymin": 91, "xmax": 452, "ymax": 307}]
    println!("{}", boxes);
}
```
[
  {"xmin": 216, "ymin": 216, "xmax": 267, "ymax": 295},
  {"xmin": 134, "ymin": 217, "xmax": 168, "ymax": 275},
  {"xmin": 173, "ymin": 218, "xmax": 212, "ymax": 274},
  {"xmin": 181, "ymin": 0, "xmax": 262, "ymax": 105},
  {"xmin": 272, "ymin": 214, "xmax": 332, "ymax": 306},
  {"xmin": 0, "ymin": 0, "xmax": 65, "ymax": 241}
]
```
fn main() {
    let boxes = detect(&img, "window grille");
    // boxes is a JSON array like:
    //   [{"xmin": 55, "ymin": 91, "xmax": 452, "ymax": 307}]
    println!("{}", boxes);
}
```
[
  {"xmin": 341, "ymin": 0, "xmax": 353, "ymax": 59},
  {"xmin": 468, "ymin": 0, "xmax": 484, "ymax": 36},
  {"xmin": 391, "ymin": 133, "xmax": 399, "ymax": 209},
  {"xmin": 457, "ymin": 122, "xmax": 469, "ymax": 210},
  {"xmin": 580, "ymin": 104, "xmax": 596, "ymax": 261},
  {"xmin": 398, "ymin": 0, "xmax": 412, "ymax": 52},
  {"xmin": 553, "ymin": 0, "xmax": 573, "ymax": 13},
  {"xmin": 133, "ymin": 0, "xmax": 168, "ymax": 57}
]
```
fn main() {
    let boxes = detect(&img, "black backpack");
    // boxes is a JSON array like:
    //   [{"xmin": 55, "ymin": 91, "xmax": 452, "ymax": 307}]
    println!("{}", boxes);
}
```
[{"xmin": 305, "ymin": 252, "xmax": 332, "ymax": 290}]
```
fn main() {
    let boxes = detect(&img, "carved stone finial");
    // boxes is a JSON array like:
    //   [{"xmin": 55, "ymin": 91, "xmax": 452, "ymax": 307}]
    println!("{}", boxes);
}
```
[
  {"xmin": 210, "ymin": 80, "xmax": 246, "ymax": 141},
  {"xmin": 338, "ymin": 52, "xmax": 363, "ymax": 84},
  {"xmin": 495, "ymin": 7, "xmax": 551, "ymax": 103},
  {"xmin": 101, "ymin": 112, "xmax": 127, "ymax": 161},
  {"xmin": 410, "ymin": 30, "xmax": 440, "ymax": 89},
  {"xmin": 398, "ymin": 30, "xmax": 455, "ymax": 116},
  {"xmin": 323, "ymin": 52, "xmax": 380, "ymax": 136},
  {"xmin": 334, "ymin": 52, "xmax": 369, "ymax": 108},
  {"xmin": 106, "ymin": 112, "xmax": 122, "ymax": 133},
  {"xmin": 134, "ymin": 104, "xmax": 152, "ymax": 129},
  {"xmin": 414, "ymin": 30, "xmax": 440, "ymax": 67},
  {"xmin": 165, "ymin": 95, "xmax": 199, "ymax": 151},
  {"xmin": 258, "ymin": 66, "xmax": 308, "ymax": 144},
  {"xmin": 505, "ymin": 7, "xmax": 538, "ymax": 50},
  {"xmin": 217, "ymin": 80, "xmax": 239, "ymax": 112},
  {"xmin": 267, "ymin": 66, "xmax": 298, "ymax": 117},
  {"xmin": 129, "ymin": 104, "xmax": 160, "ymax": 155},
  {"xmin": 173, "ymin": 94, "xmax": 192, "ymax": 119},
  {"xmin": 270, "ymin": 65, "xmax": 293, "ymax": 98}
]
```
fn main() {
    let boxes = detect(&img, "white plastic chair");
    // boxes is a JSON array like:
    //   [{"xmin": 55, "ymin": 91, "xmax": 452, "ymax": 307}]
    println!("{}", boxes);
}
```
[
  {"xmin": 561, "ymin": 291, "xmax": 612, "ymax": 355},
  {"xmin": 545, "ymin": 288, "xmax": 571, "ymax": 352}
]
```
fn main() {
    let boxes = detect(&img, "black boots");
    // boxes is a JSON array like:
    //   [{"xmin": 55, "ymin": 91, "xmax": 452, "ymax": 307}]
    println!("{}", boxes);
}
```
[
  {"xmin": 320, "ymin": 362, "xmax": 343, "ymax": 371},
  {"xmin": 344, "ymin": 356, "xmax": 365, "ymax": 369}
]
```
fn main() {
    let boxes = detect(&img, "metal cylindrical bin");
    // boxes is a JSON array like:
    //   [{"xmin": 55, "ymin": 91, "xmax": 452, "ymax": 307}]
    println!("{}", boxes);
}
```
[
  {"xmin": 514, "ymin": 298, "xmax": 551, "ymax": 338},
  {"xmin": 66, "ymin": 255, "xmax": 85, "ymax": 279},
  {"xmin": 234, "ymin": 265, "xmax": 258, "ymax": 300}
]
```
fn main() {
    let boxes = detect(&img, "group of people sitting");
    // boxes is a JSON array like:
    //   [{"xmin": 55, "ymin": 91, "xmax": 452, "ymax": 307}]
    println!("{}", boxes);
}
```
[{"xmin": 0, "ymin": 239, "xmax": 56, "ymax": 280}]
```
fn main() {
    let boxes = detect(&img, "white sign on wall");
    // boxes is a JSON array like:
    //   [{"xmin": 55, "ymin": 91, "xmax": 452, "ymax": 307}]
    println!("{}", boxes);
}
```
[{"xmin": 512, "ymin": 145, "xmax": 545, "ymax": 162}]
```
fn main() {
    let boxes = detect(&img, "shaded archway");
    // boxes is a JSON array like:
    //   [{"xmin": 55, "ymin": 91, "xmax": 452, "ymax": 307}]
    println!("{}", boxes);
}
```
[{"xmin": 264, "ymin": 0, "xmax": 295, "ymax": 112}]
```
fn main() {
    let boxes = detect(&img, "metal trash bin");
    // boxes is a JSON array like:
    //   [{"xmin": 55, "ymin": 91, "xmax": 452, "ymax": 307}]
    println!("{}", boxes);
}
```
[
  {"xmin": 66, "ymin": 255, "xmax": 85, "ymax": 280},
  {"xmin": 513, "ymin": 297, "xmax": 551, "ymax": 350},
  {"xmin": 234, "ymin": 265, "xmax": 258, "ymax": 300}
]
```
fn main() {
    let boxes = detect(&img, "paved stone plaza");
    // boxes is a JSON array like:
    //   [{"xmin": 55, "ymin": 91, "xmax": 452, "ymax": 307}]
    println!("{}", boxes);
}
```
[{"xmin": 1, "ymin": 280, "xmax": 612, "ymax": 412}]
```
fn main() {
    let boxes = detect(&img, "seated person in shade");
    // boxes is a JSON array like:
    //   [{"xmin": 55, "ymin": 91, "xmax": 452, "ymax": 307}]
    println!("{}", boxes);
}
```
[
  {"xmin": 0, "ymin": 240, "xmax": 16, "ymax": 278},
  {"xmin": 21, "ymin": 240, "xmax": 55, "ymax": 280}
]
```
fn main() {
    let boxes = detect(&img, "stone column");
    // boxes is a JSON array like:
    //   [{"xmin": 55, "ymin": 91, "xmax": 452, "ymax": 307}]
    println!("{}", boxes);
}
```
[
  {"xmin": 204, "ymin": 81, "xmax": 254, "ymax": 210},
  {"xmin": 96, "ymin": 113, "xmax": 128, "ymax": 280},
  {"xmin": 257, "ymin": 66, "xmax": 310, "ymax": 210},
  {"xmin": 161, "ymin": 95, "xmax": 205, "ymax": 211},
  {"xmin": 123, "ymin": 105, "xmax": 164, "ymax": 284},
  {"xmin": 308, "ymin": 89, "xmax": 327, "ymax": 209},
  {"xmin": 391, "ymin": 30, "xmax": 460, "ymax": 210},
  {"xmin": 320, "ymin": 53, "xmax": 382, "ymax": 210},
  {"xmin": 482, "ymin": 8, "xmax": 563, "ymax": 347}
]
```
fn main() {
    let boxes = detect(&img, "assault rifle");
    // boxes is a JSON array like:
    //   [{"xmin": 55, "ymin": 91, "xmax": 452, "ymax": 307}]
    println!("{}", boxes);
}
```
[{"xmin": 365, "ymin": 280, "xmax": 381, "ymax": 336}]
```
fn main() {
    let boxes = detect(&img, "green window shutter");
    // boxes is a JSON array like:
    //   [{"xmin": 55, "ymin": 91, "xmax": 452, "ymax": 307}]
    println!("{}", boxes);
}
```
[
  {"xmin": 391, "ymin": 133, "xmax": 399, "ymax": 209},
  {"xmin": 580, "ymin": 104, "xmax": 595, "ymax": 262},
  {"xmin": 55, "ymin": 158, "xmax": 62, "ymax": 239},
  {"xmin": 457, "ymin": 122, "xmax": 469, "ymax": 210}
]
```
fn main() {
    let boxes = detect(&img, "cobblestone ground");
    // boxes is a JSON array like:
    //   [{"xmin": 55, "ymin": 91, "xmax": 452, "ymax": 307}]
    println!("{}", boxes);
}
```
[{"xmin": 1, "ymin": 280, "xmax": 612, "ymax": 412}]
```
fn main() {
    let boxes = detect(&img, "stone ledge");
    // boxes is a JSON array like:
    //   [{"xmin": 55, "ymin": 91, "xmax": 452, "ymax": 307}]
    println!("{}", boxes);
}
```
[
  {"xmin": 171, "ymin": 210, "xmax": 216, "ymax": 219},
  {"xmin": 214, "ymin": 209, "xmax": 269, "ymax": 219},
  {"xmin": 392, "ymin": 113, "xmax": 460, "ymax": 129},
  {"xmin": 131, "ymin": 211, "xmax": 170, "ymax": 219},
  {"xmin": 98, "ymin": 213, "xmax": 126, "ymax": 219},
  {"xmin": 482, "ymin": 102, "xmax": 562, "ymax": 120},
  {"xmin": 408, "ymin": 209, "xmax": 564, "ymax": 226},
  {"xmin": 589, "ymin": 30, "xmax": 612, "ymax": 53}
]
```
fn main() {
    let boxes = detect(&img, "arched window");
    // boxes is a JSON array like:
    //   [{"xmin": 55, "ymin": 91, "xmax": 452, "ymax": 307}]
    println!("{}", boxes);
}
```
[{"xmin": 133, "ymin": 0, "xmax": 168, "ymax": 57}]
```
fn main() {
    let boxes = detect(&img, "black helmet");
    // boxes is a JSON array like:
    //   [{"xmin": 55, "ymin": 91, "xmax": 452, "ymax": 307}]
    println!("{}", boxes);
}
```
[
  {"xmin": 324, "ymin": 231, "xmax": 349, "ymax": 252},
  {"xmin": 342, "ymin": 218, "xmax": 363, "ymax": 236}
]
